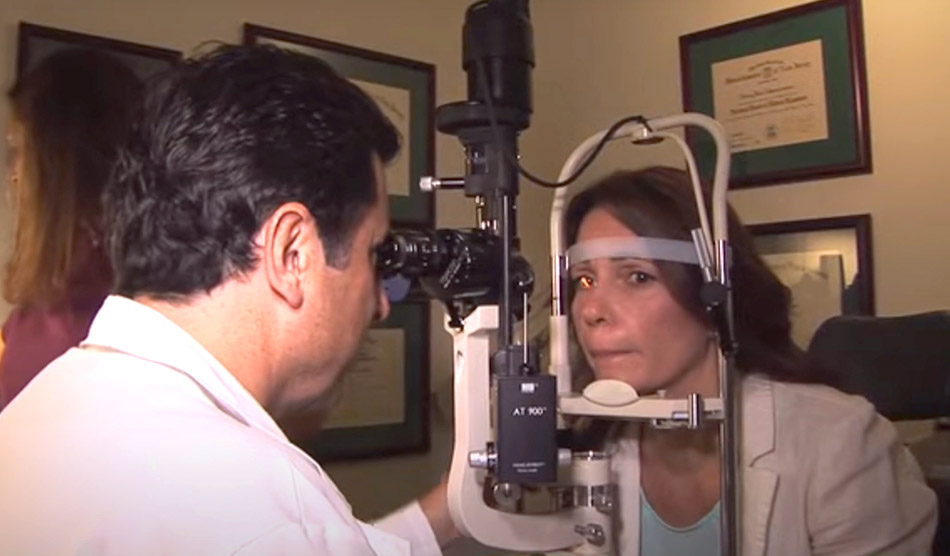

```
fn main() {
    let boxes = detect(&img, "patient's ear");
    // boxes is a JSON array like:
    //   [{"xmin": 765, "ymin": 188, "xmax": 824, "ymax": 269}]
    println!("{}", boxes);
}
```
[{"xmin": 260, "ymin": 202, "xmax": 321, "ymax": 309}]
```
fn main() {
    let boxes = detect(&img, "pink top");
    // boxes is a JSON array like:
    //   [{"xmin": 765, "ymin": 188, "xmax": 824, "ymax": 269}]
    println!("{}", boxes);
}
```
[{"xmin": 0, "ymin": 238, "xmax": 111, "ymax": 408}]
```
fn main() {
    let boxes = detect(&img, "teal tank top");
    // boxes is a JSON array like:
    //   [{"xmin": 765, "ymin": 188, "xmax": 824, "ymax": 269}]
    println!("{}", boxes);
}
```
[{"xmin": 639, "ymin": 490, "xmax": 721, "ymax": 556}]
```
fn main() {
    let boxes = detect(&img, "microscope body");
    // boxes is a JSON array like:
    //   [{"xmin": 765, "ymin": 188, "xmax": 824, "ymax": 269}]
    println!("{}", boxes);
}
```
[
  {"xmin": 445, "ymin": 305, "xmax": 613, "ymax": 554},
  {"xmin": 375, "ymin": 1, "xmax": 737, "ymax": 554},
  {"xmin": 376, "ymin": 3, "xmax": 615, "ymax": 553}
]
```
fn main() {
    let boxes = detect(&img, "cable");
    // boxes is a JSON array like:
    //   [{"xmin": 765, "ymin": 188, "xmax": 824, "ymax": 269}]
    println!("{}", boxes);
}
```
[{"xmin": 473, "ymin": 56, "xmax": 647, "ymax": 189}]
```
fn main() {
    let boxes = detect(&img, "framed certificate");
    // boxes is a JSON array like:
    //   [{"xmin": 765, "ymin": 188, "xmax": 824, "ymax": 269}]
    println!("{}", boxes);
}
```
[
  {"xmin": 17, "ymin": 22, "xmax": 180, "ymax": 80},
  {"xmin": 748, "ymin": 214, "xmax": 874, "ymax": 348},
  {"xmin": 680, "ymin": 0, "xmax": 871, "ymax": 188},
  {"xmin": 243, "ymin": 24, "xmax": 436, "ymax": 228},
  {"xmin": 284, "ymin": 298, "xmax": 430, "ymax": 460}
]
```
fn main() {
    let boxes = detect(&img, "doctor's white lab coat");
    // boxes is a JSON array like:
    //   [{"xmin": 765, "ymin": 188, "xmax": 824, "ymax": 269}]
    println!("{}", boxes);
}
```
[{"xmin": 0, "ymin": 295, "xmax": 441, "ymax": 556}]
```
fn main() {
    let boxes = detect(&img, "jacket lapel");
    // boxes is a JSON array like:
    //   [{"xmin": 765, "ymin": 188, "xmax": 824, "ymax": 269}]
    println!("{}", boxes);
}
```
[
  {"xmin": 740, "ymin": 377, "xmax": 779, "ymax": 556},
  {"xmin": 608, "ymin": 377, "xmax": 779, "ymax": 556}
]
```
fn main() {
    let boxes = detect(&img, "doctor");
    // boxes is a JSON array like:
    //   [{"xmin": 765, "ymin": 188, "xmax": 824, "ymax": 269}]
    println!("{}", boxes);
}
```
[{"xmin": 0, "ymin": 43, "xmax": 456, "ymax": 555}]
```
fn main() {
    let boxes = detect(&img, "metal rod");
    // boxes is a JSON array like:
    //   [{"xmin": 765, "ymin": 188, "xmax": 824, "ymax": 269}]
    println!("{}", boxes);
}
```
[
  {"xmin": 717, "ymin": 239, "xmax": 740, "ymax": 556},
  {"xmin": 475, "ymin": 195, "xmax": 487, "ymax": 229},
  {"xmin": 522, "ymin": 291, "xmax": 529, "ymax": 365},
  {"xmin": 420, "ymin": 176, "xmax": 465, "ymax": 191},
  {"xmin": 687, "ymin": 393, "xmax": 703, "ymax": 430},
  {"xmin": 499, "ymin": 192, "xmax": 514, "ymax": 351},
  {"xmin": 720, "ymin": 352, "xmax": 740, "ymax": 556},
  {"xmin": 551, "ymin": 254, "xmax": 566, "ymax": 317}
]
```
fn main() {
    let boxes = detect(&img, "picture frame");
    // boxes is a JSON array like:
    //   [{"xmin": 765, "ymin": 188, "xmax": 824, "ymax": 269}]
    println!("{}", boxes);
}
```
[
  {"xmin": 287, "ymin": 298, "xmax": 431, "ymax": 461},
  {"xmin": 243, "ymin": 24, "xmax": 436, "ymax": 228},
  {"xmin": 747, "ymin": 214, "xmax": 874, "ymax": 348},
  {"xmin": 679, "ymin": 0, "xmax": 871, "ymax": 188},
  {"xmin": 17, "ymin": 22, "xmax": 181, "ymax": 80}
]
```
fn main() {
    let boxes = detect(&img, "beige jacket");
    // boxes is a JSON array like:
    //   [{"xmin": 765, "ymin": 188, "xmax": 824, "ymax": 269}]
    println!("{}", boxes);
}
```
[{"xmin": 608, "ymin": 376, "xmax": 938, "ymax": 556}]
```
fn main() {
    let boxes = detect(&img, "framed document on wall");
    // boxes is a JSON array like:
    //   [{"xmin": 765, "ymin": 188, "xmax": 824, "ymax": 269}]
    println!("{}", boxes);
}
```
[
  {"xmin": 680, "ymin": 0, "xmax": 871, "ymax": 188},
  {"xmin": 284, "ymin": 298, "xmax": 431, "ymax": 460},
  {"xmin": 243, "ymin": 24, "xmax": 436, "ymax": 228},
  {"xmin": 748, "ymin": 214, "xmax": 874, "ymax": 348},
  {"xmin": 17, "ymin": 22, "xmax": 180, "ymax": 80}
]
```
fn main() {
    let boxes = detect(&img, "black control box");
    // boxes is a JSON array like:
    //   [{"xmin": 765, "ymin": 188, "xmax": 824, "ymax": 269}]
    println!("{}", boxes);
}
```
[{"xmin": 495, "ymin": 374, "xmax": 557, "ymax": 483}]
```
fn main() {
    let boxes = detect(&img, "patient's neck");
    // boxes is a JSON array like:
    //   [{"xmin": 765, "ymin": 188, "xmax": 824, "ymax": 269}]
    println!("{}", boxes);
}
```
[{"xmin": 641, "ymin": 424, "xmax": 719, "ymax": 472}]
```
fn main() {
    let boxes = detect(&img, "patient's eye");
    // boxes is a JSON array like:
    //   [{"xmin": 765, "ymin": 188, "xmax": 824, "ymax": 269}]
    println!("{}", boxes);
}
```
[
  {"xmin": 627, "ymin": 271, "xmax": 654, "ymax": 285},
  {"xmin": 570, "ymin": 273, "xmax": 595, "ymax": 290}
]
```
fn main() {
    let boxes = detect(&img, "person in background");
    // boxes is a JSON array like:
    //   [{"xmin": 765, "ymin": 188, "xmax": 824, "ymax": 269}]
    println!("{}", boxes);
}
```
[
  {"xmin": 564, "ymin": 166, "xmax": 937, "ymax": 555},
  {"xmin": 1, "ymin": 47, "xmax": 143, "ymax": 408}
]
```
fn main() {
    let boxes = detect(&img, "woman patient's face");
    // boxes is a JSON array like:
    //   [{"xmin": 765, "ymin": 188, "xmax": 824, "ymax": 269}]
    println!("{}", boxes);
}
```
[{"xmin": 569, "ymin": 207, "xmax": 714, "ymax": 396}]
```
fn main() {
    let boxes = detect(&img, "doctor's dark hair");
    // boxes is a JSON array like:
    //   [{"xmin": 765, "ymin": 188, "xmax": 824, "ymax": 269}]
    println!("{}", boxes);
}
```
[
  {"xmin": 105, "ymin": 43, "xmax": 398, "ymax": 300},
  {"xmin": 564, "ymin": 166, "xmax": 827, "ymax": 388}
]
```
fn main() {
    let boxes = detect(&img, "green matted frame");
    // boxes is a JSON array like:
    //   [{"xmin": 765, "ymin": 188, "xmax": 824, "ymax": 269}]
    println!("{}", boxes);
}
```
[
  {"xmin": 679, "ymin": 0, "xmax": 871, "ymax": 188},
  {"xmin": 243, "ymin": 24, "xmax": 436, "ymax": 227}
]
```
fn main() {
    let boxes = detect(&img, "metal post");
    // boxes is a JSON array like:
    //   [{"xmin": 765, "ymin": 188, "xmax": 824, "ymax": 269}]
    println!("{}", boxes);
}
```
[{"xmin": 717, "ymin": 239, "xmax": 740, "ymax": 556}]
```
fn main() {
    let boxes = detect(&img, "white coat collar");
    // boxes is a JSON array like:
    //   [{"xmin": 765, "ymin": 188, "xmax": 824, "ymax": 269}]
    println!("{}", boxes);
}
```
[{"xmin": 81, "ymin": 295, "xmax": 288, "ymax": 443}]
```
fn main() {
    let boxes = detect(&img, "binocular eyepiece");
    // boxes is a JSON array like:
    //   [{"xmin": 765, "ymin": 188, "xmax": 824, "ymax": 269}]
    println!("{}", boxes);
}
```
[{"xmin": 375, "ymin": 228, "xmax": 534, "ymax": 324}]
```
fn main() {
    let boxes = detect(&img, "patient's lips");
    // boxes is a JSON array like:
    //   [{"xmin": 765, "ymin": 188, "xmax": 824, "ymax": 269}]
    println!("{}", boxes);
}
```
[{"xmin": 588, "ymin": 348, "xmax": 637, "ymax": 369}]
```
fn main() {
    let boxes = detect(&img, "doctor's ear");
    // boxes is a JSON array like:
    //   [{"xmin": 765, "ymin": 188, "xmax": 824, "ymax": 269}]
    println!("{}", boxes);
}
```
[{"xmin": 260, "ymin": 202, "xmax": 321, "ymax": 309}]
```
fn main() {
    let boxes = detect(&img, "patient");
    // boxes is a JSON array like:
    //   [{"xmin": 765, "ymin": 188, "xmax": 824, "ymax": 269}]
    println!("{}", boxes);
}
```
[{"xmin": 564, "ymin": 166, "xmax": 937, "ymax": 555}]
